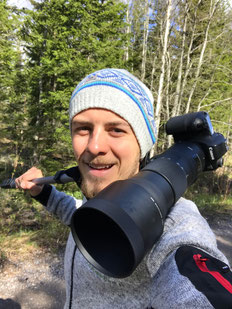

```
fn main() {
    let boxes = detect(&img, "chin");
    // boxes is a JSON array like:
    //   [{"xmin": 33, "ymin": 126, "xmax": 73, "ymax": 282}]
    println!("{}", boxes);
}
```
[{"xmin": 81, "ymin": 180, "xmax": 110, "ymax": 199}]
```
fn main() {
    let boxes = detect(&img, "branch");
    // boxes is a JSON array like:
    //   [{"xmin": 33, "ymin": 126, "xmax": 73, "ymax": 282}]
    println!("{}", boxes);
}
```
[
  {"xmin": 211, "ymin": 120, "xmax": 232, "ymax": 127},
  {"xmin": 199, "ymin": 97, "xmax": 232, "ymax": 109}
]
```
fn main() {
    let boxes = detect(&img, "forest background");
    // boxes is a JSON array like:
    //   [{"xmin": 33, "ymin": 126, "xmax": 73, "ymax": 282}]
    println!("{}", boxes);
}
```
[{"xmin": 0, "ymin": 0, "xmax": 231, "ymax": 261}]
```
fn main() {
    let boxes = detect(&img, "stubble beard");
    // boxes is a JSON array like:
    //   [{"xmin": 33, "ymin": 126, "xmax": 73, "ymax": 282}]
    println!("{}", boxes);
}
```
[
  {"xmin": 81, "ymin": 176, "xmax": 106, "ymax": 199},
  {"xmin": 80, "ymin": 158, "xmax": 140, "ymax": 199}
]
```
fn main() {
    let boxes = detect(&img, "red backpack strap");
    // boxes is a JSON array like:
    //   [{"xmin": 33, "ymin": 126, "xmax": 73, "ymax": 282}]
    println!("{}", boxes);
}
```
[{"xmin": 175, "ymin": 245, "xmax": 232, "ymax": 308}]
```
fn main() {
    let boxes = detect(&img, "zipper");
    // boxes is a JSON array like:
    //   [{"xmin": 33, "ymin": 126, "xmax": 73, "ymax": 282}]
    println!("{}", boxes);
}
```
[
  {"xmin": 193, "ymin": 254, "xmax": 232, "ymax": 294},
  {"xmin": 69, "ymin": 244, "xmax": 77, "ymax": 309}
]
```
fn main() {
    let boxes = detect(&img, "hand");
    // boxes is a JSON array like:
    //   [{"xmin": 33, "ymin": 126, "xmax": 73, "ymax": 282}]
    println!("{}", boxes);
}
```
[{"xmin": 15, "ymin": 167, "xmax": 44, "ymax": 197}]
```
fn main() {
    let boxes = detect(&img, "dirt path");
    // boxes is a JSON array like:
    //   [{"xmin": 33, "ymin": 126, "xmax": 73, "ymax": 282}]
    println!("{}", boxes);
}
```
[
  {"xmin": 203, "ymin": 211, "xmax": 232, "ymax": 267},
  {"xmin": 0, "ymin": 248, "xmax": 66, "ymax": 309},
  {"xmin": 0, "ymin": 212, "xmax": 231, "ymax": 309}
]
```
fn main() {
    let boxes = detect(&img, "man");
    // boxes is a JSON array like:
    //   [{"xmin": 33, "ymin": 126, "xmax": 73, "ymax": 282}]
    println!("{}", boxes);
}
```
[{"xmin": 16, "ymin": 68, "xmax": 232, "ymax": 308}]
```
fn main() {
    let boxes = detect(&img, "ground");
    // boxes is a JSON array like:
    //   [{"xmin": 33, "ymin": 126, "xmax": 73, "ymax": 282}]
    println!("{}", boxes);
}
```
[
  {"xmin": 0, "ymin": 212, "xmax": 231, "ymax": 309},
  {"xmin": 203, "ymin": 211, "xmax": 232, "ymax": 266},
  {"xmin": 0, "ymin": 248, "xmax": 66, "ymax": 309}
]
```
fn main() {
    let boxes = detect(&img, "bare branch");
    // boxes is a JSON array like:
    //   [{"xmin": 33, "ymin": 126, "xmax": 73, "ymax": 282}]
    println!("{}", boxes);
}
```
[
  {"xmin": 211, "ymin": 120, "xmax": 232, "ymax": 127},
  {"xmin": 185, "ymin": 0, "xmax": 221, "ymax": 113},
  {"xmin": 199, "ymin": 97, "xmax": 232, "ymax": 109}
]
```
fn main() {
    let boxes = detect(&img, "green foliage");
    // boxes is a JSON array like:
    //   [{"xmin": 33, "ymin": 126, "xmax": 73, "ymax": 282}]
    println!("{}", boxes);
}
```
[
  {"xmin": 2, "ymin": 0, "xmax": 231, "ymax": 174},
  {"xmin": 0, "ymin": 0, "xmax": 129, "ymax": 261},
  {"xmin": 0, "ymin": 188, "xmax": 69, "ymax": 260},
  {"xmin": 0, "ymin": 1, "xmax": 30, "ymax": 182},
  {"xmin": 185, "ymin": 153, "xmax": 232, "ymax": 213},
  {"xmin": 0, "ymin": 0, "xmax": 231, "ymax": 259},
  {"xmin": 16, "ymin": 0, "xmax": 129, "ymax": 173}
]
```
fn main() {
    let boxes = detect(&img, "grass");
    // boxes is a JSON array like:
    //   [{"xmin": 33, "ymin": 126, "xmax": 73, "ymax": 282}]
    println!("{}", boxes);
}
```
[
  {"xmin": 0, "ymin": 187, "xmax": 74, "ymax": 268},
  {"xmin": 185, "ymin": 191, "xmax": 232, "ymax": 215},
  {"xmin": 184, "ymin": 151, "xmax": 232, "ymax": 211}
]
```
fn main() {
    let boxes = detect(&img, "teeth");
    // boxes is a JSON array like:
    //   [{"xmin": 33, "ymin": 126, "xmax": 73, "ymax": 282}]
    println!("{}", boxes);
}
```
[{"xmin": 88, "ymin": 164, "xmax": 112, "ymax": 169}]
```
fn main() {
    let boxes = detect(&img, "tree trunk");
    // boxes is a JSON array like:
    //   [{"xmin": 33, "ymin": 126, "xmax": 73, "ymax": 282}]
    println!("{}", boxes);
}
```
[
  {"xmin": 155, "ymin": 0, "xmax": 172, "ymax": 139},
  {"xmin": 177, "ymin": 0, "xmax": 201, "ymax": 115},
  {"xmin": 185, "ymin": 0, "xmax": 220, "ymax": 113},
  {"xmin": 141, "ymin": 0, "xmax": 150, "ymax": 82},
  {"xmin": 124, "ymin": 0, "xmax": 131, "ymax": 62},
  {"xmin": 171, "ymin": 1, "xmax": 189, "ymax": 118}
]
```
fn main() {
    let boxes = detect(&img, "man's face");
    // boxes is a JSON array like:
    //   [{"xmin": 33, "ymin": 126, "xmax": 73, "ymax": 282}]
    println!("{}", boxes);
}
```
[{"xmin": 71, "ymin": 108, "xmax": 140, "ymax": 199}]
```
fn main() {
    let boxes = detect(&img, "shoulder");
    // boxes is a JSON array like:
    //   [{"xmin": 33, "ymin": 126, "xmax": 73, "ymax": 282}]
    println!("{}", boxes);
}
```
[
  {"xmin": 146, "ymin": 197, "xmax": 228, "ymax": 276},
  {"xmin": 163, "ymin": 197, "xmax": 213, "ymax": 238}
]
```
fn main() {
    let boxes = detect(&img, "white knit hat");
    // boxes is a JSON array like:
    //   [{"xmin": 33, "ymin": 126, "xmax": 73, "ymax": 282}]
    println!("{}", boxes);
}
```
[{"xmin": 69, "ymin": 68, "xmax": 156, "ymax": 159}]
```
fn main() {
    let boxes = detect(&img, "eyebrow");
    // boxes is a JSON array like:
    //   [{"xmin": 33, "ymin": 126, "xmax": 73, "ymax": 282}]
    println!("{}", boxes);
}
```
[
  {"xmin": 105, "ymin": 121, "xmax": 130, "ymax": 127},
  {"xmin": 72, "ymin": 120, "xmax": 130, "ymax": 127},
  {"xmin": 72, "ymin": 120, "xmax": 92, "ymax": 126}
]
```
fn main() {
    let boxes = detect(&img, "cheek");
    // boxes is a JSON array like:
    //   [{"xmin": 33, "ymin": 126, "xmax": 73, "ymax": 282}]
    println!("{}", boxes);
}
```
[
  {"xmin": 72, "ymin": 136, "xmax": 86, "ymax": 160},
  {"xmin": 112, "ymin": 139, "xmax": 140, "ymax": 162}
]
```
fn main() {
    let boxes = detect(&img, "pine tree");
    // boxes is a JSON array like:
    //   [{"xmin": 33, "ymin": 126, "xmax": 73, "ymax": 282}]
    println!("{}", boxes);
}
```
[
  {"xmin": 0, "ymin": 1, "xmax": 28, "ymax": 177},
  {"xmin": 21, "ymin": 0, "xmax": 128, "ymax": 172}
]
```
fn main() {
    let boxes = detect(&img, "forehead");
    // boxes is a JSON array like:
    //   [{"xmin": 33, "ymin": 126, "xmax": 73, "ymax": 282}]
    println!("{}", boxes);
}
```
[{"xmin": 72, "ymin": 108, "xmax": 130, "ymax": 126}]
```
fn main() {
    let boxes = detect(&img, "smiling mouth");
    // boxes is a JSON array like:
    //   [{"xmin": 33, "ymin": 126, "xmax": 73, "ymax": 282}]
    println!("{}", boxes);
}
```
[{"xmin": 87, "ymin": 163, "xmax": 114, "ymax": 170}]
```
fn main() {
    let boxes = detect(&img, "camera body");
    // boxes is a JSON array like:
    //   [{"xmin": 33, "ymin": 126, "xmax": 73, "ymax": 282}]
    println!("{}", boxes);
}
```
[
  {"xmin": 165, "ymin": 111, "xmax": 227, "ymax": 171},
  {"xmin": 71, "ymin": 112, "xmax": 228, "ymax": 278}
]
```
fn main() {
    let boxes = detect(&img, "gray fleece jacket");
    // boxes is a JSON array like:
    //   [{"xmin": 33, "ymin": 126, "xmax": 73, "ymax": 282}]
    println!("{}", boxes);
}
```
[{"xmin": 42, "ymin": 186, "xmax": 231, "ymax": 309}]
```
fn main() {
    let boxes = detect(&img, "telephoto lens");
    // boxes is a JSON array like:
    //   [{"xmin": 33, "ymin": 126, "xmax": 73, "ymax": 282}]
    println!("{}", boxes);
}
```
[
  {"xmin": 71, "ymin": 141, "xmax": 205, "ymax": 278},
  {"xmin": 71, "ymin": 112, "xmax": 227, "ymax": 278}
]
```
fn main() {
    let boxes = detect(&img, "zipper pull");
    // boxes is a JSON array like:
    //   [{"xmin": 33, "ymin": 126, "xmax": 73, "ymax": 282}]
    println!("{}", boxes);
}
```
[
  {"xmin": 195, "ymin": 254, "xmax": 208, "ymax": 263},
  {"xmin": 199, "ymin": 257, "xmax": 208, "ymax": 262}
]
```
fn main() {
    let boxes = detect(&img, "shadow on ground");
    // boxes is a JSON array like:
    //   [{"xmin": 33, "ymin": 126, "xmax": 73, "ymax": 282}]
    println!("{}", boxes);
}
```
[
  {"xmin": 0, "ymin": 248, "xmax": 66, "ymax": 309},
  {"xmin": 15, "ymin": 281, "xmax": 65, "ymax": 309},
  {"xmin": 0, "ymin": 281, "xmax": 65, "ymax": 309},
  {"xmin": 0, "ymin": 298, "xmax": 21, "ymax": 309}
]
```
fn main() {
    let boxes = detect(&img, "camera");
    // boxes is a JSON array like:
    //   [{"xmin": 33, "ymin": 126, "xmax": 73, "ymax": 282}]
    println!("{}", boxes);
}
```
[{"xmin": 70, "ymin": 112, "xmax": 228, "ymax": 278}]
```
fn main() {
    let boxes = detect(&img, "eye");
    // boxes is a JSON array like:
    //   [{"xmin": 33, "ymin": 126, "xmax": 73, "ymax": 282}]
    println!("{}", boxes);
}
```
[
  {"xmin": 113, "ymin": 128, "xmax": 124, "ymax": 133},
  {"xmin": 109, "ymin": 127, "xmax": 126, "ymax": 137},
  {"xmin": 72, "ymin": 126, "xmax": 91, "ymax": 136}
]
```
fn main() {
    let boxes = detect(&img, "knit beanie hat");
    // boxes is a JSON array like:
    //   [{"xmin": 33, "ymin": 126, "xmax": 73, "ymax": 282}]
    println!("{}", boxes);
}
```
[{"xmin": 69, "ymin": 68, "xmax": 156, "ymax": 159}]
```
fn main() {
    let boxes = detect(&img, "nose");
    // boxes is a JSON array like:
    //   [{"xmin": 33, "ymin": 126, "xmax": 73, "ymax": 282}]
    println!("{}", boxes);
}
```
[{"xmin": 86, "ymin": 129, "xmax": 109, "ymax": 156}]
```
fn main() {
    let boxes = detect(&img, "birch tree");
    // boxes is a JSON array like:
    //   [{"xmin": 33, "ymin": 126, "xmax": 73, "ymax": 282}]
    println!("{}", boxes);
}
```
[
  {"xmin": 185, "ymin": 0, "xmax": 220, "ymax": 113},
  {"xmin": 171, "ymin": 0, "xmax": 189, "ymax": 118},
  {"xmin": 141, "ymin": 0, "xmax": 150, "ymax": 82},
  {"xmin": 155, "ymin": 0, "xmax": 172, "ymax": 138},
  {"xmin": 124, "ymin": 0, "xmax": 132, "ymax": 62}
]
